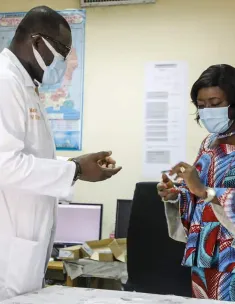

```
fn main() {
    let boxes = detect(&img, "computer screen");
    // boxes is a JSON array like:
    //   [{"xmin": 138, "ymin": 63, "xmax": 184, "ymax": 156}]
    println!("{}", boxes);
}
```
[
  {"xmin": 115, "ymin": 199, "xmax": 132, "ymax": 239},
  {"xmin": 55, "ymin": 203, "xmax": 103, "ymax": 244}
]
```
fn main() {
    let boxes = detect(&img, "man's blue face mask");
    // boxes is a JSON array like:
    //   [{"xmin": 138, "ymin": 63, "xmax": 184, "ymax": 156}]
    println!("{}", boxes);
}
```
[{"xmin": 32, "ymin": 37, "xmax": 67, "ymax": 86}]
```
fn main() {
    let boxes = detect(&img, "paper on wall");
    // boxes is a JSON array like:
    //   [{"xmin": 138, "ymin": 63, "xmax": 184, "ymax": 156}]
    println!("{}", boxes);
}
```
[{"xmin": 143, "ymin": 61, "xmax": 188, "ymax": 180}]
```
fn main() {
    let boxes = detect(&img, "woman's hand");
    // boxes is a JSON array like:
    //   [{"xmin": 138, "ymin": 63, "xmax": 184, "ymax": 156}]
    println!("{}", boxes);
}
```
[
  {"xmin": 157, "ymin": 173, "xmax": 179, "ymax": 201},
  {"xmin": 169, "ymin": 162, "xmax": 206, "ymax": 198}
]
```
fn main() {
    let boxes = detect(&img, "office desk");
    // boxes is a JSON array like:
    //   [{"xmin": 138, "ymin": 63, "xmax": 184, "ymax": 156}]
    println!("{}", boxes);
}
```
[
  {"xmin": 47, "ymin": 261, "xmax": 76, "ymax": 287},
  {"xmin": 47, "ymin": 259, "xmax": 127, "ymax": 290}
]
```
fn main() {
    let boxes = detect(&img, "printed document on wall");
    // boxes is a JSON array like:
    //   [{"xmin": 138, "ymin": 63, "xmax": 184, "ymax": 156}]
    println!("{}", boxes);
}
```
[{"xmin": 143, "ymin": 61, "xmax": 188, "ymax": 179}]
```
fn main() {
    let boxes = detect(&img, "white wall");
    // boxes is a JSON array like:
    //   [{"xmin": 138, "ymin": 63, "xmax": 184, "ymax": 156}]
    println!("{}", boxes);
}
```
[{"xmin": 1, "ymin": 0, "xmax": 235, "ymax": 236}]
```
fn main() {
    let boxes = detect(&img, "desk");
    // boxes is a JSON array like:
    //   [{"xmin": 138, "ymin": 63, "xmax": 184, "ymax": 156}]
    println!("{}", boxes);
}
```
[
  {"xmin": 47, "ymin": 259, "xmax": 126, "ymax": 290},
  {"xmin": 2, "ymin": 285, "xmax": 229, "ymax": 303},
  {"xmin": 47, "ymin": 258, "xmax": 127, "ymax": 290},
  {"xmin": 47, "ymin": 261, "xmax": 76, "ymax": 287}
]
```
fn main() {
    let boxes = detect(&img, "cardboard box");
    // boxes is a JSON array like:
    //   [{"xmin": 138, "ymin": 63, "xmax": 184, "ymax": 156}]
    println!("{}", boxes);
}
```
[
  {"xmin": 59, "ymin": 245, "xmax": 82, "ymax": 260},
  {"xmin": 81, "ymin": 239, "xmax": 114, "ymax": 262},
  {"xmin": 81, "ymin": 238, "xmax": 126, "ymax": 262},
  {"xmin": 110, "ymin": 238, "xmax": 127, "ymax": 263}
]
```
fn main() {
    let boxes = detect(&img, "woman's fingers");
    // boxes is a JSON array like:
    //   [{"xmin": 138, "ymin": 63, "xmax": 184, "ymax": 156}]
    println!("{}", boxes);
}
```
[
  {"xmin": 157, "ymin": 183, "xmax": 176, "ymax": 198},
  {"xmin": 157, "ymin": 182, "xmax": 167, "ymax": 191},
  {"xmin": 170, "ymin": 162, "xmax": 191, "ymax": 176}
]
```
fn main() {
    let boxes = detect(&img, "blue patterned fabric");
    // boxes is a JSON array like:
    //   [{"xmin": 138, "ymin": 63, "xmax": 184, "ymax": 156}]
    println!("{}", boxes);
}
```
[
  {"xmin": 179, "ymin": 135, "xmax": 235, "ymax": 273},
  {"xmin": 192, "ymin": 266, "xmax": 235, "ymax": 301}
]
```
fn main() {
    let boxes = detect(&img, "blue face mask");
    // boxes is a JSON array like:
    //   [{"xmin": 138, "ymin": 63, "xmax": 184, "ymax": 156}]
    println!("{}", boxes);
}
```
[
  {"xmin": 32, "ymin": 37, "xmax": 67, "ymax": 86},
  {"xmin": 199, "ymin": 106, "xmax": 233, "ymax": 134}
]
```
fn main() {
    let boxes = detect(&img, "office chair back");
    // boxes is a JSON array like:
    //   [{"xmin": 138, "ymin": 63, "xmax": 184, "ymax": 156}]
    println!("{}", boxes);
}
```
[{"xmin": 127, "ymin": 182, "xmax": 191, "ymax": 296}]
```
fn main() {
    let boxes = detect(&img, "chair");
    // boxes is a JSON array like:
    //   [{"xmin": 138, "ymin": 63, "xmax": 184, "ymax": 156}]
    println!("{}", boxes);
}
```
[{"xmin": 126, "ymin": 182, "xmax": 191, "ymax": 297}]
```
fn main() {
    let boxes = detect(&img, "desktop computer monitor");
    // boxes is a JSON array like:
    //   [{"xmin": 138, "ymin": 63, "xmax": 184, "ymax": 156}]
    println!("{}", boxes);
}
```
[
  {"xmin": 115, "ymin": 199, "xmax": 132, "ymax": 239},
  {"xmin": 55, "ymin": 203, "xmax": 103, "ymax": 244}
]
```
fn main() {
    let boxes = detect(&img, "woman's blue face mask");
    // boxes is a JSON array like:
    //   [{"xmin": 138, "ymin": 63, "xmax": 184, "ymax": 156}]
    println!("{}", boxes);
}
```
[{"xmin": 199, "ymin": 106, "xmax": 233, "ymax": 134}]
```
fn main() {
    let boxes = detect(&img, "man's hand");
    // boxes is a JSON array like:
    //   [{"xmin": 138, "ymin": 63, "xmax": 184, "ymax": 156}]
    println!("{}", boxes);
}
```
[
  {"xmin": 74, "ymin": 151, "xmax": 122, "ymax": 182},
  {"xmin": 157, "ymin": 173, "xmax": 179, "ymax": 201}
]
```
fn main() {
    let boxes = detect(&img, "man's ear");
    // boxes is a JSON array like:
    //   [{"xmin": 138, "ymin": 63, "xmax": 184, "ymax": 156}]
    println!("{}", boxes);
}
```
[{"xmin": 31, "ymin": 35, "xmax": 41, "ymax": 50}]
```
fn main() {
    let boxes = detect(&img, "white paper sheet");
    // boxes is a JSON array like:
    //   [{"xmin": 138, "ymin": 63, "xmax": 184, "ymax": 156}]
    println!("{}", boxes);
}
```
[{"xmin": 143, "ymin": 61, "xmax": 188, "ymax": 180}]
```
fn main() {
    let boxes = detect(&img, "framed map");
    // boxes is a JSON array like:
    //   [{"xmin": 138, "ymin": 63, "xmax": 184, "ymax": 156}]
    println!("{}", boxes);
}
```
[{"xmin": 0, "ymin": 10, "xmax": 86, "ymax": 150}]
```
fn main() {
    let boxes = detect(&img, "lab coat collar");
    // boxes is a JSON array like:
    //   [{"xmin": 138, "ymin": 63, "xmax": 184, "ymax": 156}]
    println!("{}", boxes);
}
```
[{"xmin": 2, "ymin": 48, "xmax": 35, "ymax": 88}]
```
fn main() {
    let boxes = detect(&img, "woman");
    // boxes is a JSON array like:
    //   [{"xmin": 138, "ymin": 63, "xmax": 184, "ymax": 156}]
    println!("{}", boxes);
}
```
[{"xmin": 157, "ymin": 64, "xmax": 235, "ymax": 301}]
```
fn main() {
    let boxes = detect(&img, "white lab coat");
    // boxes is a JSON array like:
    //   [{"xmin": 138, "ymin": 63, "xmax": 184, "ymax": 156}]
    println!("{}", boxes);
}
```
[{"xmin": 0, "ymin": 49, "xmax": 76, "ymax": 300}]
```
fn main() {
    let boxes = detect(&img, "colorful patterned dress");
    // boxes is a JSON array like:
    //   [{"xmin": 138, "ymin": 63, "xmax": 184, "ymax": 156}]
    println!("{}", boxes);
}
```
[{"xmin": 180, "ymin": 134, "xmax": 235, "ymax": 301}]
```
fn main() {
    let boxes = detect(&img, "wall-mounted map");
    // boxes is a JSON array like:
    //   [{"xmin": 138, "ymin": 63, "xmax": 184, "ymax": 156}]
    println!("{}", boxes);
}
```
[{"xmin": 0, "ymin": 10, "xmax": 86, "ymax": 150}]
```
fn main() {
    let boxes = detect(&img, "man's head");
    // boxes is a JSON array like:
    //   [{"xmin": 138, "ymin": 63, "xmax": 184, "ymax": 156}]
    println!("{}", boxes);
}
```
[{"xmin": 10, "ymin": 6, "xmax": 72, "ymax": 83}]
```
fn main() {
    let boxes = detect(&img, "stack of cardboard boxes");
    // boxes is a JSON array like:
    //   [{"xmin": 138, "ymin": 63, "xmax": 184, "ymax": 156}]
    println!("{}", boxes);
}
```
[{"xmin": 59, "ymin": 238, "xmax": 127, "ymax": 263}]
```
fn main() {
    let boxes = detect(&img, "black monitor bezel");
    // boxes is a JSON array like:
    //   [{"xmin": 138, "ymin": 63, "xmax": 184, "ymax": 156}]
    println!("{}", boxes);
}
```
[{"xmin": 115, "ymin": 199, "xmax": 132, "ymax": 239}]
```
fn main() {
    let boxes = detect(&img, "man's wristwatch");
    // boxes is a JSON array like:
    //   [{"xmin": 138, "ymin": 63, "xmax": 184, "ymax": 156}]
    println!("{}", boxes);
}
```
[
  {"xmin": 68, "ymin": 158, "xmax": 82, "ymax": 181},
  {"xmin": 204, "ymin": 187, "xmax": 216, "ymax": 202}
]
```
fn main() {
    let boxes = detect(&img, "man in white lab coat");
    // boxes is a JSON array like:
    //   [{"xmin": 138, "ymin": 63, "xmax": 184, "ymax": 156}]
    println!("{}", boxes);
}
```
[{"xmin": 0, "ymin": 6, "xmax": 121, "ymax": 301}]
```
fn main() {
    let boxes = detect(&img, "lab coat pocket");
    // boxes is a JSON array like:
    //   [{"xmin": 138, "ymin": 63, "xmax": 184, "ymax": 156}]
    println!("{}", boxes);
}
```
[{"xmin": 6, "ymin": 237, "xmax": 45, "ymax": 297}]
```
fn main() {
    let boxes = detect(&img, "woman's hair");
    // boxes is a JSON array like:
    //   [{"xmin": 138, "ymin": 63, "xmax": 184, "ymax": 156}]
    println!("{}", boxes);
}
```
[{"xmin": 191, "ymin": 64, "xmax": 235, "ymax": 123}]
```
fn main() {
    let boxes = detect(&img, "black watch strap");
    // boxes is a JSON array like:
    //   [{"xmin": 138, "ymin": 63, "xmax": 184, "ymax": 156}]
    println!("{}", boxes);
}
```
[{"xmin": 69, "ymin": 158, "xmax": 82, "ymax": 181}]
